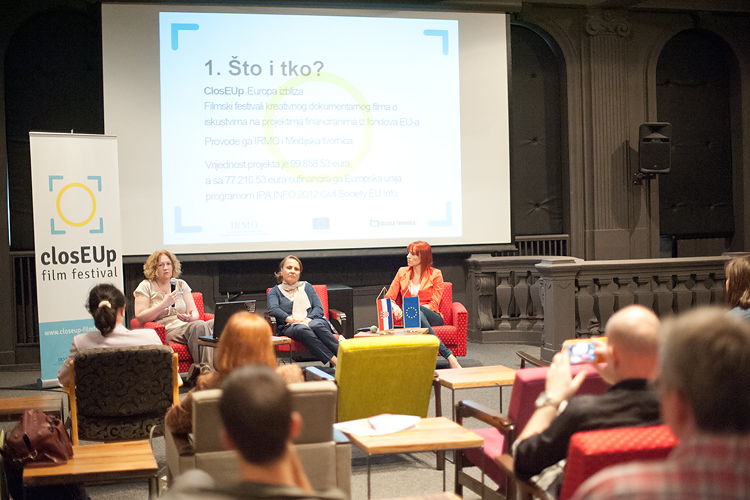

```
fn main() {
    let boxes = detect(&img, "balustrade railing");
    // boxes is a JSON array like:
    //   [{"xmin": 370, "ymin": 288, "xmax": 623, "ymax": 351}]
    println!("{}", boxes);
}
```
[
  {"xmin": 10, "ymin": 251, "xmax": 38, "ymax": 345},
  {"xmin": 515, "ymin": 234, "xmax": 570, "ymax": 256},
  {"xmin": 465, "ymin": 254, "xmax": 733, "ymax": 361}
]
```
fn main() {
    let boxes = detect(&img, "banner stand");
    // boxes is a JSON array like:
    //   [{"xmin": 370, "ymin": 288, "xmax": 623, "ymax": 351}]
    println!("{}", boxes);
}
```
[{"xmin": 29, "ymin": 132, "xmax": 124, "ymax": 384}]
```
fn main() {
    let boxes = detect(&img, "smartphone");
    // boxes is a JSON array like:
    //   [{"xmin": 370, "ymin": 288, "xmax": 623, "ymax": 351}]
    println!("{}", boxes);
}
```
[{"xmin": 564, "ymin": 339, "xmax": 597, "ymax": 365}]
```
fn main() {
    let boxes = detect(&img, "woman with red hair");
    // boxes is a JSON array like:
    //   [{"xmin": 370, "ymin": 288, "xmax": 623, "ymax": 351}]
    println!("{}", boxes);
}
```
[
  {"xmin": 165, "ymin": 311, "xmax": 303, "ymax": 433},
  {"xmin": 385, "ymin": 241, "xmax": 461, "ymax": 369}
]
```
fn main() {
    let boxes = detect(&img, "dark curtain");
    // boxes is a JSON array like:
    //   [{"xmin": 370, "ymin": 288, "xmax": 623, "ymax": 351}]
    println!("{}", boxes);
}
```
[{"xmin": 5, "ymin": 7, "xmax": 104, "ymax": 250}]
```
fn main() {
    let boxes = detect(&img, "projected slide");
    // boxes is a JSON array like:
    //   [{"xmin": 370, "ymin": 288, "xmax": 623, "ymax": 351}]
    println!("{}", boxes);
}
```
[{"xmin": 159, "ymin": 12, "xmax": 461, "ymax": 245}]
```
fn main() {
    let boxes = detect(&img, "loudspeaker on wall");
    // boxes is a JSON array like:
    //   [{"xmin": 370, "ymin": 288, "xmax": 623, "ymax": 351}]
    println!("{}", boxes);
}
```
[{"xmin": 639, "ymin": 122, "xmax": 672, "ymax": 174}]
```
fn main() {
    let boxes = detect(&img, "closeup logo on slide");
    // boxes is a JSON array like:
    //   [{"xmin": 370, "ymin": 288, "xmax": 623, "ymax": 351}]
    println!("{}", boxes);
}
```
[
  {"xmin": 428, "ymin": 201, "xmax": 453, "ymax": 227},
  {"xmin": 423, "ymin": 30, "xmax": 450, "ymax": 55},
  {"xmin": 263, "ymin": 73, "xmax": 374, "ymax": 181},
  {"xmin": 173, "ymin": 206, "xmax": 202, "ymax": 234},
  {"xmin": 171, "ymin": 23, "xmax": 199, "ymax": 50},
  {"xmin": 47, "ymin": 175, "xmax": 104, "ymax": 235}
]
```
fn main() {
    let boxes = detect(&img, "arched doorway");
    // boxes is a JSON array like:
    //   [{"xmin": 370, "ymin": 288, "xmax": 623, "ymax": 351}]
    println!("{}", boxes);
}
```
[
  {"xmin": 510, "ymin": 24, "xmax": 567, "ymax": 240},
  {"xmin": 656, "ymin": 29, "xmax": 737, "ymax": 256}
]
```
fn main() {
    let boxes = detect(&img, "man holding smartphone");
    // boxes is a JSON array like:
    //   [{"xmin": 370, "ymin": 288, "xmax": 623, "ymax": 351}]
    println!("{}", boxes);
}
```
[{"xmin": 513, "ymin": 305, "xmax": 663, "ymax": 496}]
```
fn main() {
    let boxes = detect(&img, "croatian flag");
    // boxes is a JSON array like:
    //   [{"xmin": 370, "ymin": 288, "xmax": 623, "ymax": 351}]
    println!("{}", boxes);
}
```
[
  {"xmin": 377, "ymin": 298, "xmax": 393, "ymax": 331},
  {"xmin": 403, "ymin": 296, "xmax": 420, "ymax": 328}
]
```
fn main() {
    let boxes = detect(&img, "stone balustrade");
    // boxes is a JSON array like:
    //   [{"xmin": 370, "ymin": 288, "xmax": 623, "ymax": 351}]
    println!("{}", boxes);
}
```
[{"xmin": 465, "ymin": 254, "xmax": 734, "ymax": 361}]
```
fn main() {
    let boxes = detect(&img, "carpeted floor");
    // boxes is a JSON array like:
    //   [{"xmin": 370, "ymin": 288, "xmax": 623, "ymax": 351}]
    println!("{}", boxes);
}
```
[{"xmin": 0, "ymin": 341, "xmax": 540, "ymax": 499}]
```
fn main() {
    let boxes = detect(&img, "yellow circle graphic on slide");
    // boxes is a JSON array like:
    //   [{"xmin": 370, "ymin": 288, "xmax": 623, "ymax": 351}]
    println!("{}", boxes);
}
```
[
  {"xmin": 56, "ymin": 183, "xmax": 96, "ymax": 227},
  {"xmin": 263, "ymin": 73, "xmax": 374, "ymax": 181}
]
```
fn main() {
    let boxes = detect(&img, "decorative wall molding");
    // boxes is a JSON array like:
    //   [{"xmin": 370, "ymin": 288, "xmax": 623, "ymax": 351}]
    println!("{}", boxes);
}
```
[{"xmin": 585, "ymin": 10, "xmax": 631, "ymax": 38}]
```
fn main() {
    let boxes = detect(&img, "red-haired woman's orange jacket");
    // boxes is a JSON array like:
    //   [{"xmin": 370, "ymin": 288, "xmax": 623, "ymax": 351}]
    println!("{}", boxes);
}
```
[{"xmin": 385, "ymin": 266, "xmax": 444, "ymax": 317}]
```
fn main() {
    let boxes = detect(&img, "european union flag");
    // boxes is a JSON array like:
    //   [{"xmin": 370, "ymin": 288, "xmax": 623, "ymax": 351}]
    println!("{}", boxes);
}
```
[{"xmin": 403, "ymin": 296, "xmax": 420, "ymax": 328}]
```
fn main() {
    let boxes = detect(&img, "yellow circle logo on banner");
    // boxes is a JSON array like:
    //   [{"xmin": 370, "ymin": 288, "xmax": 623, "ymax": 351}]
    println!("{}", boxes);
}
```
[{"xmin": 56, "ymin": 182, "xmax": 96, "ymax": 227}]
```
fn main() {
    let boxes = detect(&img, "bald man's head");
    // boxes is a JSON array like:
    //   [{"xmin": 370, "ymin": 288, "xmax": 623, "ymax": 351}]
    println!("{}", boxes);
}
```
[{"xmin": 604, "ymin": 305, "xmax": 660, "ymax": 380}]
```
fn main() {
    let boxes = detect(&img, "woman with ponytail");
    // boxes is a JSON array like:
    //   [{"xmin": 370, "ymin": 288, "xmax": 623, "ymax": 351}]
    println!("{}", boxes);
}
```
[{"xmin": 57, "ymin": 283, "xmax": 162, "ymax": 386}]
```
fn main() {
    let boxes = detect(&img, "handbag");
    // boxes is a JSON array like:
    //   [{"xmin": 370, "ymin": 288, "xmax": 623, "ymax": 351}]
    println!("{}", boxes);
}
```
[{"xmin": 2, "ymin": 408, "xmax": 73, "ymax": 467}]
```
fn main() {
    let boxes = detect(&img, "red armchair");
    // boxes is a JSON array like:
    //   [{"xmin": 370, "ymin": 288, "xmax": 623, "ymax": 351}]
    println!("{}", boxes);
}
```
[
  {"xmin": 558, "ymin": 425, "xmax": 678, "ymax": 500},
  {"xmin": 131, "ymin": 292, "xmax": 214, "ymax": 373},
  {"xmin": 265, "ymin": 284, "xmax": 345, "ymax": 361},
  {"xmin": 392, "ymin": 281, "xmax": 467, "ymax": 357}
]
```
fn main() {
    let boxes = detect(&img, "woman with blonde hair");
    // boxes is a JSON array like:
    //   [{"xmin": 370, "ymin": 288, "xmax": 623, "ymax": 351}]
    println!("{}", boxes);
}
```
[
  {"xmin": 134, "ymin": 249, "xmax": 213, "ymax": 369},
  {"xmin": 165, "ymin": 311, "xmax": 303, "ymax": 433}
]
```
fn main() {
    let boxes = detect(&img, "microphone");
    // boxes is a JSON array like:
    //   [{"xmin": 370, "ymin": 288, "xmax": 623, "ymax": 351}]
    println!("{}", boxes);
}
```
[
  {"xmin": 370, "ymin": 325, "xmax": 378, "ymax": 333},
  {"xmin": 170, "ymin": 278, "xmax": 177, "ymax": 292}
]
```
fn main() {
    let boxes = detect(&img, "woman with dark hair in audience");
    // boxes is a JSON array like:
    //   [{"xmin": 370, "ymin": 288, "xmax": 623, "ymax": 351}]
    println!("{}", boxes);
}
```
[
  {"xmin": 165, "ymin": 311, "xmax": 303, "ymax": 433},
  {"xmin": 134, "ymin": 249, "xmax": 213, "ymax": 368},
  {"xmin": 267, "ymin": 255, "xmax": 340, "ymax": 367},
  {"xmin": 385, "ymin": 241, "xmax": 461, "ymax": 369},
  {"xmin": 726, "ymin": 254, "xmax": 750, "ymax": 321},
  {"xmin": 57, "ymin": 283, "xmax": 161, "ymax": 386}
]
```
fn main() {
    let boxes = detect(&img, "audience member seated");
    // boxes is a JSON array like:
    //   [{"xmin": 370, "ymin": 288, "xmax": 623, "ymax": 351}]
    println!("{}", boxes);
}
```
[
  {"xmin": 267, "ymin": 255, "xmax": 340, "ymax": 366},
  {"xmin": 163, "ymin": 365, "xmax": 346, "ymax": 500},
  {"xmin": 57, "ymin": 283, "xmax": 161, "ymax": 386},
  {"xmin": 385, "ymin": 240, "xmax": 461, "ymax": 369},
  {"xmin": 514, "ymin": 305, "xmax": 662, "ymax": 496},
  {"xmin": 726, "ymin": 254, "xmax": 750, "ymax": 321},
  {"xmin": 134, "ymin": 249, "xmax": 214, "ymax": 370},
  {"xmin": 166, "ymin": 312, "xmax": 302, "ymax": 434},
  {"xmin": 574, "ymin": 307, "xmax": 750, "ymax": 500}
]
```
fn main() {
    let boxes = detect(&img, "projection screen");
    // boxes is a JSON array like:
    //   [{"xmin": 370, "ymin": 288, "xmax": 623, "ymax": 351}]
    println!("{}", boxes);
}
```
[{"xmin": 102, "ymin": 3, "xmax": 511, "ymax": 257}]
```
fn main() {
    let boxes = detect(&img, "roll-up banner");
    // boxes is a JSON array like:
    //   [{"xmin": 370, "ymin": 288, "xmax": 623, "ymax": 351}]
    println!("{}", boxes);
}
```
[{"xmin": 29, "ymin": 132, "xmax": 123, "ymax": 386}]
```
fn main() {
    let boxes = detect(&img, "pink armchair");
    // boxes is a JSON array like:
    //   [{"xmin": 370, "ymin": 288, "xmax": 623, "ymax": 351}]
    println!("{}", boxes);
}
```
[{"xmin": 131, "ymin": 291, "xmax": 214, "ymax": 373}]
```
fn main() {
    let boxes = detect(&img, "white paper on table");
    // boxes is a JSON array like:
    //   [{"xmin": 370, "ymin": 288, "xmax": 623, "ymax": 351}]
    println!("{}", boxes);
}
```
[{"xmin": 334, "ymin": 414, "xmax": 421, "ymax": 436}]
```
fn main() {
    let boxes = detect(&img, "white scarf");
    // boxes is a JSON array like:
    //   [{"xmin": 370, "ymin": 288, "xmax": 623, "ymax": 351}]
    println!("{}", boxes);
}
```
[{"xmin": 278, "ymin": 281, "xmax": 311, "ymax": 321}]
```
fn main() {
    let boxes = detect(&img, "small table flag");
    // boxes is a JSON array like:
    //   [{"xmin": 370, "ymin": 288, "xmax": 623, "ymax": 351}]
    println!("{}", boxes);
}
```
[
  {"xmin": 377, "ymin": 298, "xmax": 393, "ymax": 331},
  {"xmin": 403, "ymin": 296, "xmax": 420, "ymax": 328}
]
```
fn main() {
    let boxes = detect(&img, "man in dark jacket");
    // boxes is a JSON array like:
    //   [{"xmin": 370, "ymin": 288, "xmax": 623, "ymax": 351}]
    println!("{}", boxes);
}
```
[{"xmin": 514, "ymin": 305, "xmax": 662, "ymax": 495}]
